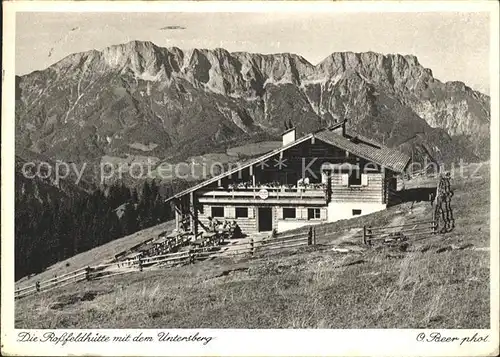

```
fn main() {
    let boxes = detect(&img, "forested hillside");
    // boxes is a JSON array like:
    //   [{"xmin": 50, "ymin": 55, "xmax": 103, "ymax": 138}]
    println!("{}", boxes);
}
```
[{"xmin": 14, "ymin": 177, "xmax": 193, "ymax": 280}]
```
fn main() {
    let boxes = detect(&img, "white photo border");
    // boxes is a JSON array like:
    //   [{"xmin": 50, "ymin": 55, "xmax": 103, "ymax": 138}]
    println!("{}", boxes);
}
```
[{"xmin": 2, "ymin": 1, "xmax": 499, "ymax": 356}]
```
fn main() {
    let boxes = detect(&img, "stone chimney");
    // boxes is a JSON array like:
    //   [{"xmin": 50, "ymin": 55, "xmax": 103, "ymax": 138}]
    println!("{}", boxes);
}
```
[
  {"xmin": 329, "ymin": 119, "xmax": 347, "ymax": 136},
  {"xmin": 282, "ymin": 127, "xmax": 296, "ymax": 146}
]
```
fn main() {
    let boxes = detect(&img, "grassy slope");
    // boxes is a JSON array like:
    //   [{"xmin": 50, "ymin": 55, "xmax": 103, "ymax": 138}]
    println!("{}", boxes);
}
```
[
  {"xmin": 15, "ymin": 163, "xmax": 490, "ymax": 328},
  {"xmin": 16, "ymin": 221, "xmax": 174, "ymax": 289}
]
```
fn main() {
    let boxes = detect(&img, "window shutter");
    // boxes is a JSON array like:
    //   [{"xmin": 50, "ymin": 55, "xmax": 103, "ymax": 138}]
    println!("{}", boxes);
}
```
[
  {"xmin": 320, "ymin": 208, "xmax": 327, "ymax": 220},
  {"xmin": 248, "ymin": 207, "xmax": 254, "ymax": 218},
  {"xmin": 341, "ymin": 174, "xmax": 349, "ymax": 186},
  {"xmin": 361, "ymin": 174, "xmax": 368, "ymax": 186},
  {"xmin": 278, "ymin": 208, "xmax": 283, "ymax": 219},
  {"xmin": 321, "ymin": 172, "xmax": 328, "ymax": 184},
  {"xmin": 225, "ymin": 207, "xmax": 235, "ymax": 218},
  {"xmin": 331, "ymin": 174, "xmax": 340, "ymax": 186},
  {"xmin": 299, "ymin": 208, "xmax": 307, "ymax": 220}
]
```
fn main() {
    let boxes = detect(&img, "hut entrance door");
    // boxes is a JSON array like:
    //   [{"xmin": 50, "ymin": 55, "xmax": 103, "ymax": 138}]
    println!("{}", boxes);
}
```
[{"xmin": 258, "ymin": 207, "xmax": 273, "ymax": 232}]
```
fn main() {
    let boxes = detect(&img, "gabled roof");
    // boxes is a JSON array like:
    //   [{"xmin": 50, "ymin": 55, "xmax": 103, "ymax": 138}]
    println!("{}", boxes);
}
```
[
  {"xmin": 316, "ymin": 130, "xmax": 410, "ymax": 173},
  {"xmin": 165, "ymin": 128, "xmax": 410, "ymax": 202},
  {"xmin": 165, "ymin": 133, "xmax": 314, "ymax": 202}
]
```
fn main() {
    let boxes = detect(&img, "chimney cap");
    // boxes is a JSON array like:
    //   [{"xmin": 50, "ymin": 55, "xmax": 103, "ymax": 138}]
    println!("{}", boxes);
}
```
[
  {"xmin": 282, "ymin": 126, "xmax": 296, "ymax": 135},
  {"xmin": 328, "ymin": 119, "xmax": 346, "ymax": 131}
]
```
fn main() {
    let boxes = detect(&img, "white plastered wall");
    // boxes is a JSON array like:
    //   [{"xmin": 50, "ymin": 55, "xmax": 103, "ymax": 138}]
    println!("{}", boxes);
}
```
[
  {"xmin": 277, "ymin": 219, "xmax": 324, "ymax": 232},
  {"xmin": 327, "ymin": 202, "xmax": 387, "ymax": 222}
]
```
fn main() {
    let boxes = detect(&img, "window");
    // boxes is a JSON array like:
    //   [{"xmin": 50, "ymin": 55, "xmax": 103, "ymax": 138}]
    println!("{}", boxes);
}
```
[
  {"xmin": 211, "ymin": 206, "xmax": 224, "ymax": 218},
  {"xmin": 348, "ymin": 171, "xmax": 362, "ymax": 186},
  {"xmin": 235, "ymin": 207, "xmax": 248, "ymax": 218},
  {"xmin": 308, "ymin": 208, "xmax": 321, "ymax": 220},
  {"xmin": 352, "ymin": 209, "xmax": 362, "ymax": 216},
  {"xmin": 283, "ymin": 208, "xmax": 296, "ymax": 219}
]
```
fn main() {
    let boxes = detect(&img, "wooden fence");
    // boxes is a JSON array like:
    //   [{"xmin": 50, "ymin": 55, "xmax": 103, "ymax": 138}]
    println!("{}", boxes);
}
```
[
  {"xmin": 15, "ymin": 228, "xmax": 314, "ymax": 299},
  {"xmin": 15, "ymin": 268, "xmax": 88, "ymax": 299},
  {"xmin": 362, "ymin": 219, "xmax": 436, "ymax": 246}
]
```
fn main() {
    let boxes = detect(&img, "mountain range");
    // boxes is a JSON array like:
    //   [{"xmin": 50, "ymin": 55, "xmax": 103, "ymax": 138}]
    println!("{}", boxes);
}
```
[{"xmin": 15, "ymin": 40, "xmax": 490, "ymax": 186}]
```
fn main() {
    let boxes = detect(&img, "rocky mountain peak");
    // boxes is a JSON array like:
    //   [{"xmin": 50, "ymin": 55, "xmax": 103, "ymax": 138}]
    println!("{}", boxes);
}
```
[
  {"xmin": 316, "ymin": 51, "xmax": 433, "ymax": 91},
  {"xmin": 15, "ymin": 41, "xmax": 490, "ymax": 170}
]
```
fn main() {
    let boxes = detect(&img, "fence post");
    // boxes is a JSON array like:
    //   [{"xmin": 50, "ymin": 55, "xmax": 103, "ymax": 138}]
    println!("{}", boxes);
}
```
[
  {"xmin": 138, "ymin": 257, "xmax": 143, "ymax": 272},
  {"xmin": 312, "ymin": 227, "xmax": 317, "ymax": 245},
  {"xmin": 35, "ymin": 281, "xmax": 40, "ymax": 293},
  {"xmin": 85, "ymin": 266, "xmax": 91, "ymax": 281},
  {"xmin": 367, "ymin": 226, "xmax": 372, "ymax": 246},
  {"xmin": 308, "ymin": 227, "xmax": 313, "ymax": 245},
  {"xmin": 250, "ymin": 238, "xmax": 254, "ymax": 255},
  {"xmin": 363, "ymin": 225, "xmax": 367, "ymax": 245},
  {"xmin": 432, "ymin": 207, "xmax": 438, "ymax": 234}
]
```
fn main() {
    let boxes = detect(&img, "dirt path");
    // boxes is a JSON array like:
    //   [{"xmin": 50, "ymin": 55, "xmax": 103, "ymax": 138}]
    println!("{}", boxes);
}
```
[
  {"xmin": 384, "ymin": 203, "xmax": 428, "ymax": 233},
  {"xmin": 387, "ymin": 215, "xmax": 406, "ymax": 233},
  {"xmin": 329, "ymin": 228, "xmax": 364, "ymax": 252},
  {"xmin": 330, "ymin": 228, "xmax": 363, "ymax": 245}
]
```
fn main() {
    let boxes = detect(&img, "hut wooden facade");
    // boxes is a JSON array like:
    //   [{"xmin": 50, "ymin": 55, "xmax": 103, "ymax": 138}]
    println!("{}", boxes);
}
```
[{"xmin": 166, "ymin": 121, "xmax": 410, "ymax": 235}]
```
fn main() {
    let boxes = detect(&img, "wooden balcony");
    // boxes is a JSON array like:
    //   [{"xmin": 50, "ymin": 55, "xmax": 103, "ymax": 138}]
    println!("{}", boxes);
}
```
[{"xmin": 197, "ymin": 187, "xmax": 327, "ymax": 205}]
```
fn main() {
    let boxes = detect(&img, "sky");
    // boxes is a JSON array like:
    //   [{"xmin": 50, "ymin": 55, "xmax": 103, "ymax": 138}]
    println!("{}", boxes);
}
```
[{"xmin": 16, "ymin": 11, "xmax": 491, "ymax": 94}]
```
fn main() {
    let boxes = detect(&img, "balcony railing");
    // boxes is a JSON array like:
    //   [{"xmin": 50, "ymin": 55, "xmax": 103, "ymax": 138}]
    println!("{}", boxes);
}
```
[{"xmin": 197, "ymin": 185, "xmax": 327, "ymax": 204}]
